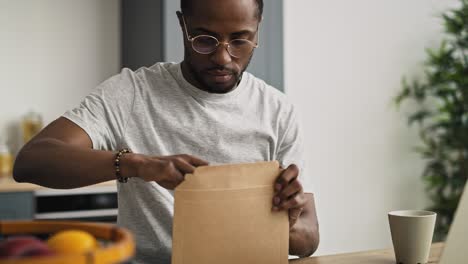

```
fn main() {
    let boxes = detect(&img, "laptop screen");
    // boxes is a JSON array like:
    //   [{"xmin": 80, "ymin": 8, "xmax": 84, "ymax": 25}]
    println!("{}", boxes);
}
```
[{"xmin": 439, "ymin": 183, "xmax": 468, "ymax": 263}]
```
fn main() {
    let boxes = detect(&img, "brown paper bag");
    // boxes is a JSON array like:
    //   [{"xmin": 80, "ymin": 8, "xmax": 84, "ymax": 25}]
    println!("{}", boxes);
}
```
[{"xmin": 172, "ymin": 161, "xmax": 289, "ymax": 264}]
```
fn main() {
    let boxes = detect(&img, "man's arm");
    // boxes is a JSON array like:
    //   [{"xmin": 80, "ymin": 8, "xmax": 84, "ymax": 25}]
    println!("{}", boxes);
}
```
[
  {"xmin": 289, "ymin": 193, "xmax": 319, "ymax": 257},
  {"xmin": 273, "ymin": 165, "xmax": 320, "ymax": 257},
  {"xmin": 13, "ymin": 117, "xmax": 208, "ymax": 189}
]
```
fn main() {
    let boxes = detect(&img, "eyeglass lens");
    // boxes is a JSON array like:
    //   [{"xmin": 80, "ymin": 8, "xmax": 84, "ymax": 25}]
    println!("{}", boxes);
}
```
[{"xmin": 192, "ymin": 35, "xmax": 255, "ymax": 58}]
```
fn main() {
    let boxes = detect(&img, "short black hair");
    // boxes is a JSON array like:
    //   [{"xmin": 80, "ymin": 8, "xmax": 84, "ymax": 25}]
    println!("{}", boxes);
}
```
[{"xmin": 181, "ymin": 0, "xmax": 263, "ymax": 20}]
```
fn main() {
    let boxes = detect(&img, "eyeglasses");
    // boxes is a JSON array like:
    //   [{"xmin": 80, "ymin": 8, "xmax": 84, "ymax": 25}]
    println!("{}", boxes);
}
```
[{"xmin": 181, "ymin": 15, "xmax": 259, "ymax": 59}]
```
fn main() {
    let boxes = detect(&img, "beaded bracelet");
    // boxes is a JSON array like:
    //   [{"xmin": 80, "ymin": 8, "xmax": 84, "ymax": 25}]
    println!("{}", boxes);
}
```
[{"xmin": 114, "ymin": 148, "xmax": 132, "ymax": 183}]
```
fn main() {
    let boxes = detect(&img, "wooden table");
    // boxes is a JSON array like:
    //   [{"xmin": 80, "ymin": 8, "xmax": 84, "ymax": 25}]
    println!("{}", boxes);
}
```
[{"xmin": 290, "ymin": 243, "xmax": 443, "ymax": 264}]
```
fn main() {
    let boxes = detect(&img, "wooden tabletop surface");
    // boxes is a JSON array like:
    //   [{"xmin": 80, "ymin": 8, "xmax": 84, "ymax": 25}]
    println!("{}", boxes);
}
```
[{"xmin": 290, "ymin": 243, "xmax": 443, "ymax": 264}]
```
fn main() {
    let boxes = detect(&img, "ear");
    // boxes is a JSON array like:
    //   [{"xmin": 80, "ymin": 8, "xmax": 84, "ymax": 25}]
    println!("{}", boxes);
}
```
[{"xmin": 176, "ymin": 11, "xmax": 184, "ymax": 27}]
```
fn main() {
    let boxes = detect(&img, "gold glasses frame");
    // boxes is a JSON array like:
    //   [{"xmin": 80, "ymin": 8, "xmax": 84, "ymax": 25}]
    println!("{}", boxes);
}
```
[{"xmin": 181, "ymin": 15, "xmax": 259, "ymax": 59}]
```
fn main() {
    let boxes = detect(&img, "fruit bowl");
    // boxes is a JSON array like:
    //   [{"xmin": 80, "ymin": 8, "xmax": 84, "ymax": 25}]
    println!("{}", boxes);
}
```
[{"xmin": 0, "ymin": 220, "xmax": 135, "ymax": 264}]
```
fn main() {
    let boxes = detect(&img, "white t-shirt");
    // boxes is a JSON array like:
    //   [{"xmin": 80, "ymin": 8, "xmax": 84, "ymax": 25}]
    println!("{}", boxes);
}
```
[{"xmin": 63, "ymin": 62, "xmax": 308, "ymax": 264}]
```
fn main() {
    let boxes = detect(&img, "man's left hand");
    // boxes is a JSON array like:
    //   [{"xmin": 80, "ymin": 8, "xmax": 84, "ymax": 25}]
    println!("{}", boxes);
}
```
[{"xmin": 272, "ymin": 164, "xmax": 307, "ymax": 228}]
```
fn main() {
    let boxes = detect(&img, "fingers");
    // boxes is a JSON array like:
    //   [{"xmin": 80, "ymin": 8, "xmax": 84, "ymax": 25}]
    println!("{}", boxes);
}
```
[
  {"xmin": 155, "ymin": 160, "xmax": 185, "ymax": 190},
  {"xmin": 170, "ymin": 157, "xmax": 196, "ymax": 174},
  {"xmin": 276, "ymin": 178, "xmax": 303, "ymax": 202},
  {"xmin": 179, "ymin": 154, "xmax": 209, "ymax": 167},
  {"xmin": 272, "ymin": 178, "xmax": 303, "ymax": 210},
  {"xmin": 272, "ymin": 163, "xmax": 307, "ymax": 229},
  {"xmin": 273, "ymin": 164, "xmax": 302, "ymax": 209},
  {"xmin": 275, "ymin": 164, "xmax": 299, "ymax": 192},
  {"xmin": 163, "ymin": 154, "xmax": 208, "ymax": 174},
  {"xmin": 273, "ymin": 190, "xmax": 306, "ymax": 211},
  {"xmin": 277, "ymin": 193, "xmax": 306, "ymax": 211},
  {"xmin": 158, "ymin": 159, "xmax": 184, "ymax": 182},
  {"xmin": 144, "ymin": 154, "xmax": 209, "ymax": 190},
  {"xmin": 274, "ymin": 191, "xmax": 306, "ymax": 228}
]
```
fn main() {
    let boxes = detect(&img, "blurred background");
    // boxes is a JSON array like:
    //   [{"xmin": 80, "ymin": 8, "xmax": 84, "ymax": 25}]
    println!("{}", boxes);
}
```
[{"xmin": 0, "ymin": 0, "xmax": 462, "ymax": 257}]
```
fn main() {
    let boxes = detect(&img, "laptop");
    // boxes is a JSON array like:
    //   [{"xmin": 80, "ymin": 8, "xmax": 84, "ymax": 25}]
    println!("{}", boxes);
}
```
[{"xmin": 439, "ymin": 183, "xmax": 468, "ymax": 263}]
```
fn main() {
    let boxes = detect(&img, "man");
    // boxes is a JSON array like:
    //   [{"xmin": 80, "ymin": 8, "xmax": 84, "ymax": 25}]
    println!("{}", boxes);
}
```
[{"xmin": 13, "ymin": 0, "xmax": 319, "ymax": 263}]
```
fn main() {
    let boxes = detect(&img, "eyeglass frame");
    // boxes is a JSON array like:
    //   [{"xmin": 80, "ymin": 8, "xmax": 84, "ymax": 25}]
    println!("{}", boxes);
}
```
[{"xmin": 181, "ymin": 14, "xmax": 260, "ymax": 59}]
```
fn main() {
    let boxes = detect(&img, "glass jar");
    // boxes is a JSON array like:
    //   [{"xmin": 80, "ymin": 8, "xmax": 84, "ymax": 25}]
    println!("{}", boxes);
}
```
[
  {"xmin": 22, "ymin": 111, "xmax": 43, "ymax": 144},
  {"xmin": 0, "ymin": 140, "xmax": 13, "ymax": 178}
]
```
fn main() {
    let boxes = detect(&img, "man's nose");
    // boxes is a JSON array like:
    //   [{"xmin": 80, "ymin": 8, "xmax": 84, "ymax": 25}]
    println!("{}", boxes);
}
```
[{"xmin": 210, "ymin": 43, "xmax": 232, "ymax": 65}]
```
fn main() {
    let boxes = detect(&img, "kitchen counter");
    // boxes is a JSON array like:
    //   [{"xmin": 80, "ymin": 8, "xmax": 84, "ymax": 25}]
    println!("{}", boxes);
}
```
[
  {"xmin": 0, "ymin": 176, "xmax": 116, "ymax": 193},
  {"xmin": 0, "ymin": 177, "xmax": 118, "ymax": 221}
]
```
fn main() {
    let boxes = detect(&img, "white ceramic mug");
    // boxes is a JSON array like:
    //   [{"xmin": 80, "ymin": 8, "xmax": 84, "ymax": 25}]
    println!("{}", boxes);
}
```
[{"xmin": 388, "ymin": 210, "xmax": 436, "ymax": 264}]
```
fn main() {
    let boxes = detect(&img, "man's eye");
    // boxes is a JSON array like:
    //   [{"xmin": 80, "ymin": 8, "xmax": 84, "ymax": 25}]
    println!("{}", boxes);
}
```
[
  {"xmin": 197, "ymin": 37, "xmax": 217, "ymax": 46},
  {"xmin": 230, "ymin": 39, "xmax": 250, "ymax": 47}
]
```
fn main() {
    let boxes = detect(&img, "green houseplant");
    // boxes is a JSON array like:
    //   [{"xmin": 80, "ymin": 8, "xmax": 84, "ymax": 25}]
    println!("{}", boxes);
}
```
[{"xmin": 396, "ymin": 0, "xmax": 468, "ymax": 241}]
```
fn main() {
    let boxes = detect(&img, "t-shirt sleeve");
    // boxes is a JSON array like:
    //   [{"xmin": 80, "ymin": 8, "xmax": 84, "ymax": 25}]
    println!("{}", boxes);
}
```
[
  {"xmin": 62, "ymin": 68, "xmax": 136, "ymax": 151},
  {"xmin": 276, "ymin": 105, "xmax": 313, "ymax": 194}
]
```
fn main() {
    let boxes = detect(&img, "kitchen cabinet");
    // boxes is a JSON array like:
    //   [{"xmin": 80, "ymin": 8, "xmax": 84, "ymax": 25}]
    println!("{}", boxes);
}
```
[
  {"xmin": 0, "ymin": 192, "xmax": 34, "ymax": 220},
  {"xmin": 0, "ymin": 178, "xmax": 117, "ymax": 222}
]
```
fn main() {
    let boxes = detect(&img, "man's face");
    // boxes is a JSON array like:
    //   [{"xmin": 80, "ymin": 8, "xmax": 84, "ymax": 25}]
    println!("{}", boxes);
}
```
[{"xmin": 179, "ymin": 0, "xmax": 260, "ymax": 94}]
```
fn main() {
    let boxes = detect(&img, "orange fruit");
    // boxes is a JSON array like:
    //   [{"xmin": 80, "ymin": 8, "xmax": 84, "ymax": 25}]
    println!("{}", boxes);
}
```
[{"xmin": 47, "ymin": 230, "xmax": 97, "ymax": 254}]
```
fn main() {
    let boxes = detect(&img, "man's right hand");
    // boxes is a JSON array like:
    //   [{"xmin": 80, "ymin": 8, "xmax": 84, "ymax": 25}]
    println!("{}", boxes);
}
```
[{"xmin": 122, "ymin": 154, "xmax": 209, "ymax": 190}]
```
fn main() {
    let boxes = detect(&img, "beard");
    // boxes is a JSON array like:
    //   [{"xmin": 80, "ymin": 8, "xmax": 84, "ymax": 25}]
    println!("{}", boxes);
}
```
[{"xmin": 183, "ymin": 49, "xmax": 254, "ymax": 94}]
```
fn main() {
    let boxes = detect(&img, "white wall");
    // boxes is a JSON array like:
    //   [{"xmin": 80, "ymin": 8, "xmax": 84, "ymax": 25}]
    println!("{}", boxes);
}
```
[
  {"xmin": 284, "ymin": 0, "xmax": 458, "ymax": 256},
  {"xmin": 0, "ymin": 0, "xmax": 120, "ymax": 154}
]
